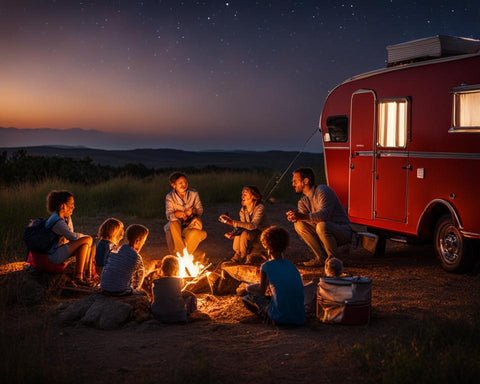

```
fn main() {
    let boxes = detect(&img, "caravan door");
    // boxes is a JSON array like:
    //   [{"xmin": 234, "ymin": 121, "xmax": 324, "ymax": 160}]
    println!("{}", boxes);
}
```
[
  {"xmin": 374, "ymin": 98, "xmax": 410, "ymax": 222},
  {"xmin": 348, "ymin": 90, "xmax": 376, "ymax": 221}
]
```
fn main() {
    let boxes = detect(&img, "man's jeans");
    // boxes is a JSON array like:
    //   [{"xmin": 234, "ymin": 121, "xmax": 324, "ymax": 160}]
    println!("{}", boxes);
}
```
[{"xmin": 294, "ymin": 220, "xmax": 352, "ymax": 262}]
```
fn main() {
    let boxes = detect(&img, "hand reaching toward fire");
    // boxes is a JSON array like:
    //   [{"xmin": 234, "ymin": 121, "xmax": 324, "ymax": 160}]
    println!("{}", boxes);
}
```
[{"xmin": 219, "ymin": 214, "xmax": 233, "ymax": 226}]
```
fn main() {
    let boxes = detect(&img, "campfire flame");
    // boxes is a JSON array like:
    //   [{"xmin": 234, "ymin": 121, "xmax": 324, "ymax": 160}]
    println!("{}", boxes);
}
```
[{"xmin": 176, "ymin": 248, "xmax": 205, "ymax": 278}]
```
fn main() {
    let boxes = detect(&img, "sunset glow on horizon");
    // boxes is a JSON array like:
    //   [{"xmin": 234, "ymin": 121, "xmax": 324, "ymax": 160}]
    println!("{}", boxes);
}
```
[{"xmin": 1, "ymin": 1, "xmax": 478, "ymax": 150}]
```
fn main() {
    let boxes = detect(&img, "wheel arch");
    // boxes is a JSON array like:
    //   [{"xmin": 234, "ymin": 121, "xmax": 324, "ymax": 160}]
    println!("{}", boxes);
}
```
[{"xmin": 417, "ymin": 199, "xmax": 462, "ymax": 239}]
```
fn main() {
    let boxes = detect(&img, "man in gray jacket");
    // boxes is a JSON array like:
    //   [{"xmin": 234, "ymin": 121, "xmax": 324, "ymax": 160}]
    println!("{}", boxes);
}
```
[{"xmin": 286, "ymin": 167, "xmax": 352, "ymax": 267}]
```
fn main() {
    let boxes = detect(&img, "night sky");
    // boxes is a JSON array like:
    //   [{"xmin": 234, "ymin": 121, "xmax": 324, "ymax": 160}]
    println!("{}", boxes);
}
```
[{"xmin": 1, "ymin": 0, "xmax": 479, "ymax": 150}]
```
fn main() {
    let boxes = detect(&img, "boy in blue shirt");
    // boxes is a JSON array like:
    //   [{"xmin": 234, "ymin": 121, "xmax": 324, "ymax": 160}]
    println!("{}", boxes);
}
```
[
  {"xmin": 243, "ymin": 226, "xmax": 305, "ymax": 326},
  {"xmin": 100, "ymin": 224, "xmax": 147, "ymax": 296}
]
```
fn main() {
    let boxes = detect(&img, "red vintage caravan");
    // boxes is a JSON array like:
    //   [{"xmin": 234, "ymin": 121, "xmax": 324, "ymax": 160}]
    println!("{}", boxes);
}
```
[{"xmin": 320, "ymin": 35, "xmax": 480, "ymax": 272}]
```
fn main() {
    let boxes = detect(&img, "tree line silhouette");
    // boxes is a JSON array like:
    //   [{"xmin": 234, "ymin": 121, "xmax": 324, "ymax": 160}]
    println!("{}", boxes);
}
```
[{"xmin": 0, "ymin": 150, "xmax": 264, "ymax": 185}]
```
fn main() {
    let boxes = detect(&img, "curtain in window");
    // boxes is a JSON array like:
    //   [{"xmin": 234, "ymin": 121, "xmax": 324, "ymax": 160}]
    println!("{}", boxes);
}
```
[
  {"xmin": 456, "ymin": 92, "xmax": 480, "ymax": 127},
  {"xmin": 377, "ymin": 100, "xmax": 407, "ymax": 147}
]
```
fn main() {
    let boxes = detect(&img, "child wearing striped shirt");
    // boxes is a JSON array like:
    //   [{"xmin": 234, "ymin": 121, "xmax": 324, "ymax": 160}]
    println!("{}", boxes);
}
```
[{"xmin": 100, "ymin": 224, "xmax": 148, "ymax": 296}]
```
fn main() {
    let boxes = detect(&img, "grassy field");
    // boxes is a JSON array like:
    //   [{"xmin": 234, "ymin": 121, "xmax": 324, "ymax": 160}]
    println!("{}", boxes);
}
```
[
  {"xmin": 0, "ymin": 169, "xmax": 319, "ymax": 264},
  {"xmin": 351, "ymin": 315, "xmax": 480, "ymax": 384},
  {"xmin": 2, "ymin": 168, "xmax": 480, "ymax": 384}
]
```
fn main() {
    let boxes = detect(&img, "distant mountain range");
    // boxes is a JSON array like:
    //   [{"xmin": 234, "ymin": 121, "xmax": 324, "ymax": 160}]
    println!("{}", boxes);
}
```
[
  {"xmin": 0, "ymin": 126, "xmax": 164, "ymax": 150},
  {"xmin": 0, "ymin": 145, "xmax": 323, "ymax": 170},
  {"xmin": 0, "ymin": 127, "xmax": 323, "ymax": 170}
]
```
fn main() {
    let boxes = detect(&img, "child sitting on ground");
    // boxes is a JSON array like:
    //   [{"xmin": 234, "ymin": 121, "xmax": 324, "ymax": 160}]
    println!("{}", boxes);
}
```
[
  {"xmin": 243, "ymin": 226, "xmax": 305, "ymax": 326},
  {"xmin": 94, "ymin": 218, "xmax": 124, "ymax": 276},
  {"xmin": 151, "ymin": 255, "xmax": 197, "ymax": 323},
  {"xmin": 324, "ymin": 257, "xmax": 345, "ymax": 278},
  {"xmin": 100, "ymin": 224, "xmax": 147, "ymax": 296}
]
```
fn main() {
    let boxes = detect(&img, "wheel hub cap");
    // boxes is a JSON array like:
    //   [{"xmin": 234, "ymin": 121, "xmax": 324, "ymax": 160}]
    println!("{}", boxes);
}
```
[{"xmin": 440, "ymin": 230, "xmax": 459, "ymax": 264}]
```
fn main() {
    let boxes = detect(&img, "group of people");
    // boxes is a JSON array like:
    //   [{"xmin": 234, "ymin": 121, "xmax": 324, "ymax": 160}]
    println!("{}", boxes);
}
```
[
  {"xmin": 39, "ymin": 166, "xmax": 353, "ymax": 325},
  {"xmin": 164, "ymin": 167, "xmax": 352, "ymax": 269}
]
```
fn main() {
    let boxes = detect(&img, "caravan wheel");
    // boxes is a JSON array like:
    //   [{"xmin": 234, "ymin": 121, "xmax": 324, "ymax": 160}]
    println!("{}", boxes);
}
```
[{"xmin": 434, "ymin": 214, "xmax": 474, "ymax": 272}]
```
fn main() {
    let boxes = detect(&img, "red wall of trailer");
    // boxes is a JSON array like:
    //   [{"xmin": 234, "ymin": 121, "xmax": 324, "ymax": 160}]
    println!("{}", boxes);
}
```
[{"xmin": 321, "ymin": 54, "xmax": 480, "ymax": 237}]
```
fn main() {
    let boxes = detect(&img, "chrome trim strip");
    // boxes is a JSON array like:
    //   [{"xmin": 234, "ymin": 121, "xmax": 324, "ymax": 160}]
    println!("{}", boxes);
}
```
[
  {"xmin": 331, "ymin": 52, "xmax": 480, "ymax": 92},
  {"xmin": 409, "ymin": 151, "xmax": 480, "ymax": 160},
  {"xmin": 461, "ymin": 231, "xmax": 480, "ymax": 238},
  {"xmin": 417, "ymin": 199, "xmax": 463, "ymax": 234},
  {"xmin": 449, "ymin": 127, "xmax": 480, "ymax": 133},
  {"xmin": 370, "ymin": 151, "xmax": 480, "ymax": 160},
  {"xmin": 377, "ymin": 151, "xmax": 408, "ymax": 158},
  {"xmin": 324, "ymin": 146, "xmax": 350, "ymax": 150},
  {"xmin": 354, "ymin": 151, "xmax": 374, "ymax": 156}
]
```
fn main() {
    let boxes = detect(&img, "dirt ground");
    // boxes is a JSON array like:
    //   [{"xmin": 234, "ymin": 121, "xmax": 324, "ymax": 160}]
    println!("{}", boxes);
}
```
[{"xmin": 3, "ymin": 202, "xmax": 480, "ymax": 383}]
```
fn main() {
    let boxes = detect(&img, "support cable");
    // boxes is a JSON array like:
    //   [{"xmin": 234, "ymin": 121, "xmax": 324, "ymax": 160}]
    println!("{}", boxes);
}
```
[{"xmin": 263, "ymin": 126, "xmax": 321, "ymax": 202}]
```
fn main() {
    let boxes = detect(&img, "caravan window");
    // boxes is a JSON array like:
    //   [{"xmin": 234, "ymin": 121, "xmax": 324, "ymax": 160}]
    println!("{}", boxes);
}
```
[
  {"xmin": 451, "ymin": 86, "xmax": 480, "ymax": 132},
  {"xmin": 325, "ymin": 115, "xmax": 348, "ymax": 142},
  {"xmin": 377, "ymin": 98, "xmax": 408, "ymax": 148}
]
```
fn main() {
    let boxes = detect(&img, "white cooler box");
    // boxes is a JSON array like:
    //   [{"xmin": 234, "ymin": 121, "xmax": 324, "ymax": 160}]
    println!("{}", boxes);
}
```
[{"xmin": 316, "ymin": 276, "xmax": 372, "ymax": 325}]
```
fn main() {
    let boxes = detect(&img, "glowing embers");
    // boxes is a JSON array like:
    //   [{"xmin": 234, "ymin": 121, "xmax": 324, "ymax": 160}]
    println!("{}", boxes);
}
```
[{"xmin": 176, "ymin": 247, "xmax": 206, "ymax": 278}]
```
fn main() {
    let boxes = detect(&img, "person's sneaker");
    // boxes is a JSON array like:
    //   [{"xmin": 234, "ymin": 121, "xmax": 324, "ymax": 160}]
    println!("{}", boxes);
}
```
[{"xmin": 302, "ymin": 259, "xmax": 323, "ymax": 267}]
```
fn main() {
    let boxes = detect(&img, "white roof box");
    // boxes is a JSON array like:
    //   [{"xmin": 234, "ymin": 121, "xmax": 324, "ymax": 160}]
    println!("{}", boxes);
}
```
[{"xmin": 386, "ymin": 35, "xmax": 480, "ymax": 66}]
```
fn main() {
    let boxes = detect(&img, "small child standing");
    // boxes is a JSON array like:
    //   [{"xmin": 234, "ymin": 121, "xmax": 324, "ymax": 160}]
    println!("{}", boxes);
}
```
[
  {"xmin": 95, "ymin": 218, "xmax": 124, "ymax": 276},
  {"xmin": 100, "ymin": 224, "xmax": 147, "ymax": 296},
  {"xmin": 151, "ymin": 255, "xmax": 197, "ymax": 323},
  {"xmin": 243, "ymin": 226, "xmax": 305, "ymax": 326}
]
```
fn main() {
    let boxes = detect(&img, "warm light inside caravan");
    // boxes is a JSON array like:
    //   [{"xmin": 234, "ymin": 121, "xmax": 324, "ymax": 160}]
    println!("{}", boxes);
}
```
[
  {"xmin": 377, "ymin": 99, "xmax": 407, "ymax": 147},
  {"xmin": 455, "ymin": 91, "xmax": 480, "ymax": 127}
]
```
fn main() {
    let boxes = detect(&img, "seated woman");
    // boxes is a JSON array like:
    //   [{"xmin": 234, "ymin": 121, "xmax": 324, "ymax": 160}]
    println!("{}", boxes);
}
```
[
  {"xmin": 45, "ymin": 190, "xmax": 93, "ymax": 286},
  {"xmin": 219, "ymin": 185, "xmax": 268, "ymax": 263}
]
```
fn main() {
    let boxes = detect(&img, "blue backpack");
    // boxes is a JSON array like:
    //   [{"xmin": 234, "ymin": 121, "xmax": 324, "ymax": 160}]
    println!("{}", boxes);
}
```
[{"xmin": 23, "ymin": 218, "xmax": 61, "ymax": 254}]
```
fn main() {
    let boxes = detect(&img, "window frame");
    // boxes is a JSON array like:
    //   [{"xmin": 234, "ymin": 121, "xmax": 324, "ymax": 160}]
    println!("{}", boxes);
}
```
[
  {"xmin": 449, "ymin": 84, "xmax": 480, "ymax": 133},
  {"xmin": 324, "ymin": 114, "xmax": 349, "ymax": 143},
  {"xmin": 376, "ymin": 97, "xmax": 410, "ymax": 149}
]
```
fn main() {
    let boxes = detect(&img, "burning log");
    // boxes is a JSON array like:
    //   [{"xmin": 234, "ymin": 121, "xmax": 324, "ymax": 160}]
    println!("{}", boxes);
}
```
[{"xmin": 183, "ymin": 274, "xmax": 211, "ymax": 294}]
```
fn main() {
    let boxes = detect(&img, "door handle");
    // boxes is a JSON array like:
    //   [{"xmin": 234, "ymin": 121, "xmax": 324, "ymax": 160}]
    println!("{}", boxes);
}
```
[
  {"xmin": 350, "ymin": 163, "xmax": 354, "ymax": 169},
  {"xmin": 401, "ymin": 164, "xmax": 412, "ymax": 170}
]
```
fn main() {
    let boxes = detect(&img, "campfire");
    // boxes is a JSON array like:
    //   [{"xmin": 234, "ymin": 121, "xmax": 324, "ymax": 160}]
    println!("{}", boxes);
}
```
[{"xmin": 176, "ymin": 248, "xmax": 209, "ymax": 278}]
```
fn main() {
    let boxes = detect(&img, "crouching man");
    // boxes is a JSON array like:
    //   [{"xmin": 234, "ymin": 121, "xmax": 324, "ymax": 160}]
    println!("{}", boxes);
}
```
[{"xmin": 286, "ymin": 167, "xmax": 352, "ymax": 267}]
